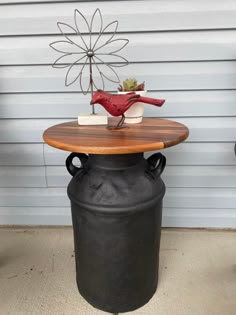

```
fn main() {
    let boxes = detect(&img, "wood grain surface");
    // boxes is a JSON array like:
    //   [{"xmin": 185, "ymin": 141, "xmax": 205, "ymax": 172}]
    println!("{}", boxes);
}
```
[{"xmin": 43, "ymin": 118, "xmax": 189, "ymax": 154}]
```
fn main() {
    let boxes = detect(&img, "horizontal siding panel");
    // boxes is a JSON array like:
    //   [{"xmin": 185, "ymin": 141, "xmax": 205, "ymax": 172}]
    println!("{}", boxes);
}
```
[
  {"xmin": 145, "ymin": 90, "xmax": 236, "ymax": 118},
  {"xmin": 2, "ymin": 30, "xmax": 236, "ymax": 65},
  {"xmin": 0, "ymin": 187, "xmax": 235, "ymax": 209},
  {"xmin": 160, "ymin": 143, "xmax": 236, "ymax": 166},
  {"xmin": 162, "ymin": 208, "xmax": 236, "ymax": 228},
  {"xmin": 164, "ymin": 166, "xmax": 236, "ymax": 188},
  {"xmin": 0, "ymin": 118, "xmax": 234, "ymax": 143},
  {"xmin": 45, "ymin": 143, "xmax": 236, "ymax": 166},
  {"xmin": 173, "ymin": 117, "xmax": 236, "ymax": 142},
  {"xmin": 46, "ymin": 165, "xmax": 236, "ymax": 188},
  {"xmin": 44, "ymin": 144, "xmax": 69, "ymax": 166},
  {"xmin": 0, "ymin": 93, "xmax": 105, "ymax": 119},
  {"xmin": 1, "ymin": 90, "xmax": 236, "ymax": 119},
  {"xmin": 0, "ymin": 207, "xmax": 72, "ymax": 225},
  {"xmin": 0, "ymin": 207, "xmax": 235, "ymax": 228},
  {"xmin": 0, "ymin": 144, "xmax": 44, "ymax": 166},
  {"xmin": 47, "ymin": 166, "xmax": 69, "ymax": 187},
  {"xmin": 1, "ymin": 62, "xmax": 236, "ymax": 93},
  {"xmin": 0, "ymin": 166, "xmax": 46, "ymax": 187},
  {"xmin": 165, "ymin": 188, "xmax": 236, "ymax": 209},
  {"xmin": 0, "ymin": 188, "xmax": 69, "ymax": 207},
  {"xmin": 175, "ymin": 117, "xmax": 236, "ymax": 142},
  {"xmin": 0, "ymin": 119, "xmax": 64, "ymax": 143},
  {"xmin": 1, "ymin": 1, "xmax": 236, "ymax": 36}
]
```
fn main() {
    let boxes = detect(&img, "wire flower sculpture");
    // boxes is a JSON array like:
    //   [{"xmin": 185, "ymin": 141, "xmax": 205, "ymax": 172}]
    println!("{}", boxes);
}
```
[{"xmin": 50, "ymin": 8, "xmax": 129, "ymax": 114}]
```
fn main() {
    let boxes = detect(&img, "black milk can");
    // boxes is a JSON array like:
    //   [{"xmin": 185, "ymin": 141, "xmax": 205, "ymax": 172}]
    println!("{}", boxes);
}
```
[{"xmin": 66, "ymin": 152, "xmax": 166, "ymax": 313}]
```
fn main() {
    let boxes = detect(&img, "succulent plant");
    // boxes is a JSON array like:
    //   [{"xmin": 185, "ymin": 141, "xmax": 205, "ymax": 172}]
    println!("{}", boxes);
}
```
[{"xmin": 118, "ymin": 78, "xmax": 145, "ymax": 92}]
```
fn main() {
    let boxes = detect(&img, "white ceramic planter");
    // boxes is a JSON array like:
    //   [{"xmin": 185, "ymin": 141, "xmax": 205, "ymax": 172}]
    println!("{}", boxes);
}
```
[{"xmin": 118, "ymin": 90, "xmax": 147, "ymax": 124}]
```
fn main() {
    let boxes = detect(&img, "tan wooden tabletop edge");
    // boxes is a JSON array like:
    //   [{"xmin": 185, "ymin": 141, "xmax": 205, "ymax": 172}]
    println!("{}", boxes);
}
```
[{"xmin": 43, "ymin": 118, "xmax": 189, "ymax": 154}]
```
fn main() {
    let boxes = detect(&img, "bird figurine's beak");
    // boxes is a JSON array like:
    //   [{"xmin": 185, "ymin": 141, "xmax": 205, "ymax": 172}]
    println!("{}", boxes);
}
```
[{"xmin": 90, "ymin": 100, "xmax": 94, "ymax": 105}]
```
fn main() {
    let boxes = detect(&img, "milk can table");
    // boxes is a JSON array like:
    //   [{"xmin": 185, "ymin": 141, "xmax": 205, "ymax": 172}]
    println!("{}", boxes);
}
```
[{"xmin": 43, "ymin": 117, "xmax": 189, "ymax": 314}]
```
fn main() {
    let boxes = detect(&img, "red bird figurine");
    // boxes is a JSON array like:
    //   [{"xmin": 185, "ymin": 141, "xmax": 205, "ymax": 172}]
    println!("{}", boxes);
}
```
[{"xmin": 90, "ymin": 90, "xmax": 165, "ymax": 128}]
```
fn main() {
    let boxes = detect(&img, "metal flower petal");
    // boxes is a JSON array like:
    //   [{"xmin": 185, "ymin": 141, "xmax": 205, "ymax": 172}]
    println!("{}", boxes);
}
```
[
  {"xmin": 79, "ymin": 65, "xmax": 92, "ymax": 95},
  {"xmin": 53, "ymin": 54, "xmax": 86, "ymax": 69},
  {"xmin": 92, "ymin": 20, "xmax": 118, "ymax": 51},
  {"xmin": 91, "ymin": 59, "xmax": 105, "ymax": 90},
  {"xmin": 65, "ymin": 56, "xmax": 88, "ymax": 87},
  {"xmin": 90, "ymin": 9, "xmax": 103, "ymax": 34},
  {"xmin": 57, "ymin": 22, "xmax": 86, "ymax": 51},
  {"xmin": 50, "ymin": 40, "xmax": 85, "ymax": 54},
  {"xmin": 94, "ymin": 38, "xmax": 129, "ymax": 54},
  {"xmin": 95, "ymin": 53, "xmax": 128, "ymax": 67},
  {"xmin": 74, "ymin": 9, "xmax": 90, "ymax": 50},
  {"xmin": 89, "ymin": 9, "xmax": 103, "ymax": 49},
  {"xmin": 94, "ymin": 56, "xmax": 120, "ymax": 83}
]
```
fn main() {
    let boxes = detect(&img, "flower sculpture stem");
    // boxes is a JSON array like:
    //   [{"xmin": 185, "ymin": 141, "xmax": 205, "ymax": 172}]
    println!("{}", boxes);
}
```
[
  {"xmin": 89, "ymin": 60, "xmax": 95, "ymax": 114},
  {"xmin": 86, "ymin": 48, "xmax": 96, "ymax": 114}
]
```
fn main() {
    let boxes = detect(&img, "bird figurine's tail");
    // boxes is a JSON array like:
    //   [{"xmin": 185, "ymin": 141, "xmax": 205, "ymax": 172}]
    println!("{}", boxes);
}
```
[{"xmin": 137, "ymin": 96, "xmax": 165, "ymax": 107}]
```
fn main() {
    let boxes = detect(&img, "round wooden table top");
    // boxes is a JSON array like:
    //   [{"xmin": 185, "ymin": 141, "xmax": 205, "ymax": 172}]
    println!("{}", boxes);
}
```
[{"xmin": 43, "ymin": 118, "xmax": 189, "ymax": 154}]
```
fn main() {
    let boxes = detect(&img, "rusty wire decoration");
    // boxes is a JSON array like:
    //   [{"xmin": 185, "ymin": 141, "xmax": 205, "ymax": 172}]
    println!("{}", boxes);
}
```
[{"xmin": 50, "ymin": 8, "xmax": 129, "ymax": 114}]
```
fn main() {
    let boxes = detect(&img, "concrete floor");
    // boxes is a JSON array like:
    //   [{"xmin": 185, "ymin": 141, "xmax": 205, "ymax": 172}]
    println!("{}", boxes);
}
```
[{"xmin": 0, "ymin": 228, "xmax": 235, "ymax": 315}]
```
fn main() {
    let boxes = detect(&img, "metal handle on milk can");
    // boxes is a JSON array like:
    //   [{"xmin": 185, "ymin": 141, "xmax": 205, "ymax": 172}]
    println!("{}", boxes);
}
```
[
  {"xmin": 66, "ymin": 152, "xmax": 88, "ymax": 176},
  {"xmin": 146, "ymin": 153, "xmax": 166, "ymax": 178}
]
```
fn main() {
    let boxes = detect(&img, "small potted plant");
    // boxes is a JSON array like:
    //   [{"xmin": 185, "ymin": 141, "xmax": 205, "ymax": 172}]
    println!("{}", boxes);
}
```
[{"xmin": 118, "ymin": 78, "xmax": 146, "ymax": 123}]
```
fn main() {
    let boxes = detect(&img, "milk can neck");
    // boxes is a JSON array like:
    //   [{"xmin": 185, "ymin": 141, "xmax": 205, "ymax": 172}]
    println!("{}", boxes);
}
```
[{"xmin": 88, "ymin": 153, "xmax": 144, "ymax": 170}]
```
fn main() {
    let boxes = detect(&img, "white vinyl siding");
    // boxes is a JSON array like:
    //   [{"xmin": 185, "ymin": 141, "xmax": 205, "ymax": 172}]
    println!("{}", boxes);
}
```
[{"xmin": 0, "ymin": 0, "xmax": 235, "ymax": 227}]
